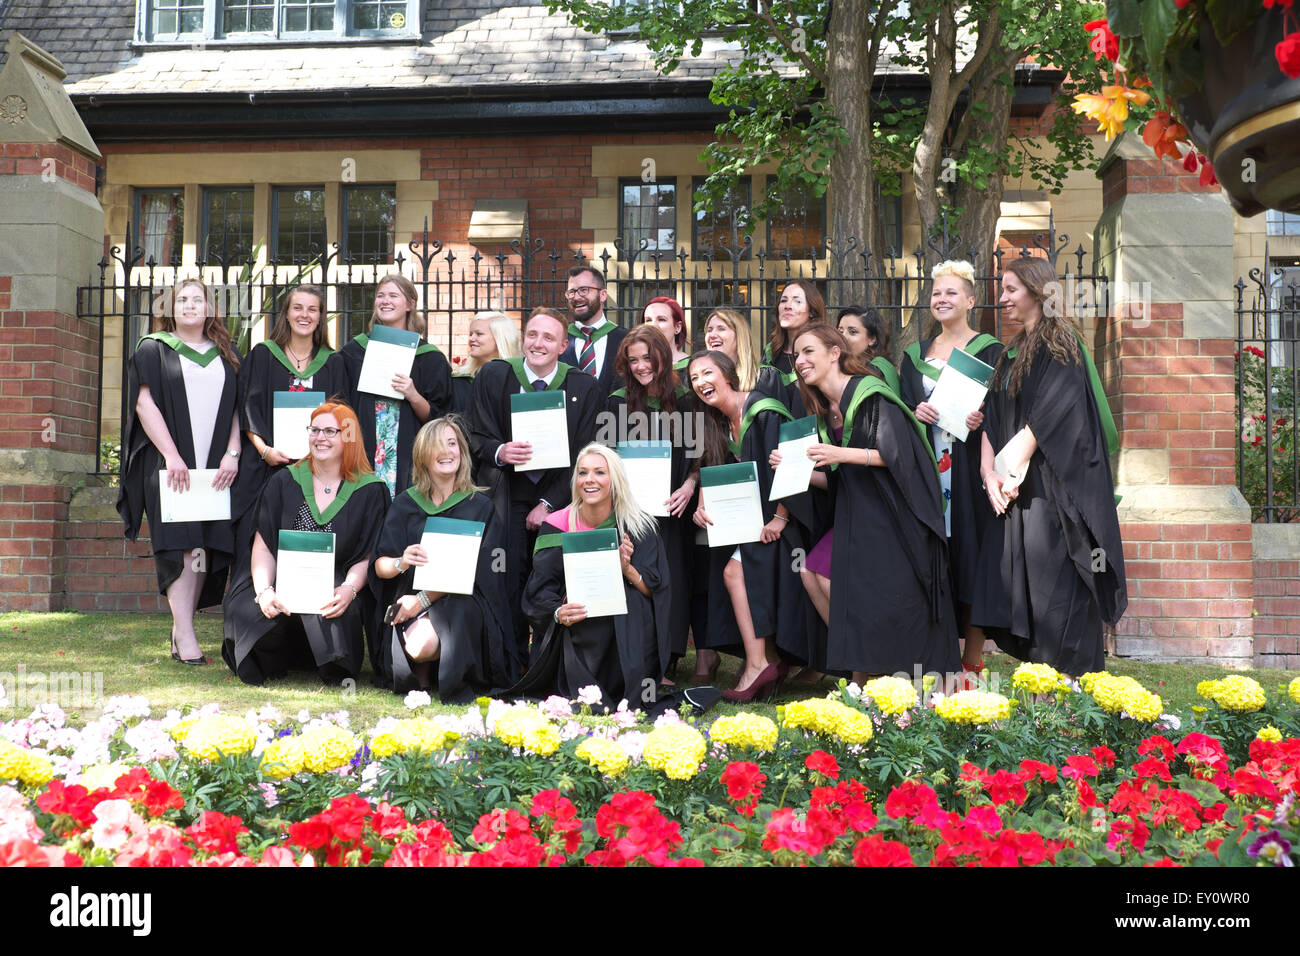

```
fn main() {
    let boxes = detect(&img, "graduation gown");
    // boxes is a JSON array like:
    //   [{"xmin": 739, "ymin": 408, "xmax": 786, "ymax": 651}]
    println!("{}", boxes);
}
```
[
  {"xmin": 333, "ymin": 334, "xmax": 453, "ymax": 495},
  {"xmin": 560, "ymin": 319, "xmax": 628, "ymax": 396},
  {"xmin": 467, "ymin": 357, "xmax": 602, "ymax": 656},
  {"xmin": 605, "ymin": 384, "xmax": 697, "ymax": 659},
  {"xmin": 230, "ymin": 341, "xmax": 347, "ymax": 585},
  {"xmin": 221, "ymin": 463, "xmax": 390, "ymax": 685},
  {"xmin": 369, "ymin": 488, "xmax": 514, "ymax": 701},
  {"xmin": 969, "ymin": 346, "xmax": 1128, "ymax": 675},
  {"xmin": 510, "ymin": 512, "xmax": 672, "ymax": 710},
  {"xmin": 823, "ymin": 376, "xmax": 960, "ymax": 676},
  {"xmin": 451, "ymin": 372, "xmax": 475, "ymax": 420},
  {"xmin": 116, "ymin": 332, "xmax": 239, "ymax": 607},
  {"xmin": 899, "ymin": 334, "xmax": 1003, "ymax": 606}
]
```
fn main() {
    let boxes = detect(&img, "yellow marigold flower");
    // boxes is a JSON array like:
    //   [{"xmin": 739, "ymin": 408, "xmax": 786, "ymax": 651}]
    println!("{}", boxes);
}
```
[
  {"xmin": 494, "ymin": 707, "xmax": 562, "ymax": 757},
  {"xmin": 861, "ymin": 676, "xmax": 919, "ymax": 715},
  {"xmin": 1288, "ymin": 676, "xmax": 1300, "ymax": 706},
  {"xmin": 782, "ymin": 699, "xmax": 874, "ymax": 744},
  {"xmin": 1198, "ymin": 675, "xmax": 1267, "ymax": 713},
  {"xmin": 19, "ymin": 750, "xmax": 54, "ymax": 787},
  {"xmin": 1082, "ymin": 673, "xmax": 1161, "ymax": 721},
  {"xmin": 183, "ymin": 714, "xmax": 258, "ymax": 761},
  {"xmin": 1071, "ymin": 84, "xmax": 1151, "ymax": 140},
  {"xmin": 78, "ymin": 762, "xmax": 131, "ymax": 791},
  {"xmin": 575, "ymin": 737, "xmax": 629, "ymax": 776},
  {"xmin": 0, "ymin": 740, "xmax": 29, "ymax": 782},
  {"xmin": 170, "ymin": 715, "xmax": 201, "ymax": 742},
  {"xmin": 643, "ymin": 724, "xmax": 707, "ymax": 780},
  {"xmin": 370, "ymin": 718, "xmax": 447, "ymax": 759},
  {"xmin": 710, "ymin": 713, "xmax": 780, "ymax": 752},
  {"xmin": 298, "ymin": 725, "xmax": 357, "ymax": 773},
  {"xmin": 260, "ymin": 736, "xmax": 305, "ymax": 780},
  {"xmin": 935, "ymin": 690, "xmax": 1011, "ymax": 725},
  {"xmin": 1011, "ymin": 663, "xmax": 1068, "ymax": 695},
  {"xmin": 1256, "ymin": 725, "xmax": 1283, "ymax": 743}
]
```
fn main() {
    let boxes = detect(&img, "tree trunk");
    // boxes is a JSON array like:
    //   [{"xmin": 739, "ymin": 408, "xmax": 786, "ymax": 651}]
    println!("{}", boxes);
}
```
[{"xmin": 953, "ymin": 54, "xmax": 1017, "ymax": 280}]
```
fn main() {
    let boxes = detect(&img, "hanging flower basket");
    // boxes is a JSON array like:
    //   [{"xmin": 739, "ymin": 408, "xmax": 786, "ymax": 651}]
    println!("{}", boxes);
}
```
[{"xmin": 1074, "ymin": 1, "xmax": 1300, "ymax": 216}]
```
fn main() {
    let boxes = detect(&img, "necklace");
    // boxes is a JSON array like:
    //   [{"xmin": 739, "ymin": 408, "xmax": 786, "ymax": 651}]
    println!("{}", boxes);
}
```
[
  {"xmin": 315, "ymin": 475, "xmax": 338, "ymax": 495},
  {"xmin": 286, "ymin": 346, "xmax": 309, "ymax": 370}
]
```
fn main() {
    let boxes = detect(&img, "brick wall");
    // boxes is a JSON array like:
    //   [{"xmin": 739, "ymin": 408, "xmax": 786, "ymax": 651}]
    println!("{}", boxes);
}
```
[
  {"xmin": 0, "ymin": 143, "xmax": 97, "ymax": 192},
  {"xmin": 1254, "ymin": 559, "xmax": 1300, "ymax": 670},
  {"xmin": 1101, "ymin": 153, "xmax": 1220, "ymax": 208}
]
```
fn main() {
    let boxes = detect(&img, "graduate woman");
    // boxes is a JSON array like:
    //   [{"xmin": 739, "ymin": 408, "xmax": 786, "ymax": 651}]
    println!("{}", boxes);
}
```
[
  {"xmin": 837, "ymin": 305, "xmax": 900, "ymax": 394},
  {"xmin": 231, "ymin": 285, "xmax": 346, "ymax": 590},
  {"xmin": 334, "ymin": 275, "xmax": 452, "ymax": 497},
  {"xmin": 792, "ymin": 324, "xmax": 959, "ymax": 683},
  {"xmin": 510, "ymin": 443, "xmax": 671, "ymax": 710},
  {"xmin": 757, "ymin": 278, "xmax": 825, "ymax": 414},
  {"xmin": 642, "ymin": 296, "xmax": 691, "ymax": 370},
  {"xmin": 608, "ymin": 325, "xmax": 698, "ymax": 671},
  {"xmin": 117, "ymin": 277, "xmax": 242, "ymax": 665},
  {"xmin": 703, "ymin": 308, "xmax": 760, "ymax": 391},
  {"xmin": 898, "ymin": 261, "xmax": 1003, "ymax": 680},
  {"xmin": 222, "ymin": 402, "xmax": 389, "ymax": 685},
  {"xmin": 370, "ymin": 417, "xmax": 513, "ymax": 700},
  {"xmin": 690, "ymin": 350, "xmax": 819, "ymax": 701},
  {"xmin": 451, "ymin": 311, "xmax": 521, "ymax": 418},
  {"xmin": 971, "ymin": 257, "xmax": 1126, "ymax": 677}
]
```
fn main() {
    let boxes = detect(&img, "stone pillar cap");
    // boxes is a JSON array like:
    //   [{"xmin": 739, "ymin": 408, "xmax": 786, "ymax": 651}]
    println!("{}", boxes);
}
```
[{"xmin": 0, "ymin": 33, "xmax": 101, "ymax": 160}]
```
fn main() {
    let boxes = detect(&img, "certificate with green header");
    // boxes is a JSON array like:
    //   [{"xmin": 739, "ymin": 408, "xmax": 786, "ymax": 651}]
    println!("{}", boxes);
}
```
[
  {"xmin": 272, "ymin": 390, "xmax": 324, "ymax": 459},
  {"xmin": 768, "ymin": 415, "xmax": 818, "ymax": 501},
  {"xmin": 929, "ymin": 347, "xmax": 995, "ymax": 441},
  {"xmin": 510, "ymin": 389, "xmax": 569, "ymax": 472},
  {"xmin": 618, "ymin": 440, "xmax": 672, "ymax": 517},
  {"xmin": 561, "ymin": 528, "xmax": 627, "ymax": 618},
  {"xmin": 277, "ymin": 530, "xmax": 335, "ymax": 614},
  {"xmin": 699, "ymin": 461, "xmax": 763, "ymax": 548},
  {"xmin": 358, "ymin": 324, "xmax": 421, "ymax": 399},
  {"xmin": 413, "ymin": 516, "xmax": 484, "ymax": 595},
  {"xmin": 158, "ymin": 470, "xmax": 231, "ymax": 523}
]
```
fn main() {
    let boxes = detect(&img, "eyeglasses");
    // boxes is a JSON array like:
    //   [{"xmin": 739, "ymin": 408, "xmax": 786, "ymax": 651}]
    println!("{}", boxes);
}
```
[
  {"xmin": 564, "ymin": 286, "xmax": 599, "ymax": 298},
  {"xmin": 306, "ymin": 427, "xmax": 341, "ymax": 438}
]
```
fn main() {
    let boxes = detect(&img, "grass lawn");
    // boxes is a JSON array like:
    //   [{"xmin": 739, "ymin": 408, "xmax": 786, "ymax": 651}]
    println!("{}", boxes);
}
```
[{"xmin": 1, "ymin": 611, "xmax": 1296, "ymax": 729}]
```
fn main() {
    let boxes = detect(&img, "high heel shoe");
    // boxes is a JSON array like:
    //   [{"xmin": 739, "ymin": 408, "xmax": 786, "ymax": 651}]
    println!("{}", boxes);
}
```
[
  {"xmin": 171, "ymin": 633, "xmax": 207, "ymax": 666},
  {"xmin": 959, "ymin": 660, "xmax": 984, "ymax": 691},
  {"xmin": 689, "ymin": 650, "xmax": 721, "ymax": 686},
  {"xmin": 721, "ymin": 661, "xmax": 784, "ymax": 703}
]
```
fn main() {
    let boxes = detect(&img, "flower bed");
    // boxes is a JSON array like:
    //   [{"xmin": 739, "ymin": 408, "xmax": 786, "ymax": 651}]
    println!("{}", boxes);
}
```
[{"xmin": 2, "ymin": 669, "xmax": 1299, "ymax": 867}]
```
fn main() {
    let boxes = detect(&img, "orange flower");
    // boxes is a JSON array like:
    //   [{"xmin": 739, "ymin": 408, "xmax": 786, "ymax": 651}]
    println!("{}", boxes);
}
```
[
  {"xmin": 1141, "ymin": 111, "xmax": 1187, "ymax": 162},
  {"xmin": 1072, "ymin": 84, "xmax": 1151, "ymax": 140}
]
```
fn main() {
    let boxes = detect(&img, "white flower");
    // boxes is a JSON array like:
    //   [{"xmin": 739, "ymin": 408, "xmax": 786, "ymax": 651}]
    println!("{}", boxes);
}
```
[
  {"xmin": 103, "ymin": 695, "xmax": 151, "ymax": 722},
  {"xmin": 403, "ymin": 690, "xmax": 432, "ymax": 710},
  {"xmin": 844, "ymin": 682, "xmax": 862, "ymax": 700},
  {"xmin": 297, "ymin": 709, "xmax": 312, "ymax": 724},
  {"xmin": 539, "ymin": 696, "xmax": 574, "ymax": 721},
  {"xmin": 30, "ymin": 703, "xmax": 66, "ymax": 728},
  {"xmin": 577, "ymin": 685, "xmax": 604, "ymax": 707},
  {"xmin": 612, "ymin": 709, "xmax": 639, "ymax": 729},
  {"xmin": 1160, "ymin": 713, "xmax": 1181, "ymax": 731},
  {"xmin": 653, "ymin": 710, "xmax": 684, "ymax": 729},
  {"xmin": 358, "ymin": 762, "xmax": 382, "ymax": 794},
  {"xmin": 123, "ymin": 720, "xmax": 177, "ymax": 763},
  {"xmin": 617, "ymin": 731, "xmax": 647, "ymax": 764}
]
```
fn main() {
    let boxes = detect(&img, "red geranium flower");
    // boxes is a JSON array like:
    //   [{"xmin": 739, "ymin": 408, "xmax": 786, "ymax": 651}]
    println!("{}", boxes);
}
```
[
  {"xmin": 805, "ymin": 750, "xmax": 840, "ymax": 780},
  {"xmin": 185, "ymin": 811, "xmax": 249, "ymax": 855},
  {"xmin": 720, "ymin": 761, "xmax": 767, "ymax": 817},
  {"xmin": 852, "ymin": 833, "xmax": 913, "ymax": 867}
]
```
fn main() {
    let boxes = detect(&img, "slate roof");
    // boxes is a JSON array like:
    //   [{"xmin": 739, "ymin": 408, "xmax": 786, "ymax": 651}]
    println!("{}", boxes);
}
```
[{"xmin": 0, "ymin": 0, "xmax": 766, "ymax": 95}]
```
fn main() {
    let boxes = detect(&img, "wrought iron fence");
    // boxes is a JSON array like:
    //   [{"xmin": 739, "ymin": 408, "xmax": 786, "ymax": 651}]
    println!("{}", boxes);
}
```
[
  {"xmin": 79, "ymin": 219, "xmax": 1105, "ymax": 477},
  {"xmin": 1235, "ymin": 247, "xmax": 1300, "ymax": 522}
]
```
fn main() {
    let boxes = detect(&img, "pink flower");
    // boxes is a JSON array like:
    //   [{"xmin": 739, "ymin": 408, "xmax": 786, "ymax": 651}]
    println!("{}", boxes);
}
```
[{"xmin": 90, "ymin": 799, "xmax": 141, "ymax": 852}]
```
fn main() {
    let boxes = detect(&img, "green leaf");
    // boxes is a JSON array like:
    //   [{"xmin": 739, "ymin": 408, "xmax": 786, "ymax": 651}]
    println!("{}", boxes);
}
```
[
  {"xmin": 1140, "ymin": 0, "xmax": 1179, "ymax": 76},
  {"xmin": 1204, "ymin": 0, "xmax": 1257, "ymax": 47},
  {"xmin": 1106, "ymin": 0, "xmax": 1142, "ymax": 37}
]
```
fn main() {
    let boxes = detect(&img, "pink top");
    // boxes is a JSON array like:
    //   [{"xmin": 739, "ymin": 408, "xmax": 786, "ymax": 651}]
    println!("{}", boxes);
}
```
[{"xmin": 542, "ymin": 505, "xmax": 597, "ymax": 534}]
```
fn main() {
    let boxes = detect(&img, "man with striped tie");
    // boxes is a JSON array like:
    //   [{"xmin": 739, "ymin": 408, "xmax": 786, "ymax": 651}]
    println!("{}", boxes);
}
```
[{"xmin": 560, "ymin": 266, "xmax": 627, "ymax": 398}]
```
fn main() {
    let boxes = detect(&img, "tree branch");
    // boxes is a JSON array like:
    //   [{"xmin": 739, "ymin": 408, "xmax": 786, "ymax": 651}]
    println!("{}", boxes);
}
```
[{"xmin": 757, "ymin": 0, "xmax": 831, "ymax": 88}]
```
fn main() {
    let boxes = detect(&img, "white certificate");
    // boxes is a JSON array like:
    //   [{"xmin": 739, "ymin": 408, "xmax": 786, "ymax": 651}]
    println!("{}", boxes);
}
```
[
  {"xmin": 926, "ymin": 348, "xmax": 995, "ymax": 442},
  {"xmin": 413, "ymin": 516, "xmax": 484, "ymax": 595},
  {"xmin": 510, "ymin": 390, "xmax": 570, "ymax": 472},
  {"xmin": 276, "ymin": 531, "xmax": 335, "ymax": 615},
  {"xmin": 562, "ymin": 528, "xmax": 627, "ymax": 618},
  {"xmin": 357, "ymin": 325, "xmax": 421, "ymax": 399},
  {"xmin": 768, "ymin": 415, "xmax": 818, "ymax": 501},
  {"xmin": 272, "ymin": 390, "xmax": 324, "ymax": 459},
  {"xmin": 157, "ymin": 470, "xmax": 231, "ymax": 523},
  {"xmin": 618, "ymin": 441, "xmax": 672, "ymax": 517},
  {"xmin": 700, "ymin": 461, "xmax": 763, "ymax": 548},
  {"xmin": 993, "ymin": 426, "xmax": 1035, "ymax": 482}
]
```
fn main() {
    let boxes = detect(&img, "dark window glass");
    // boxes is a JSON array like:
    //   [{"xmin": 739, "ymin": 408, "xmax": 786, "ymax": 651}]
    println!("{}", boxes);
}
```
[
  {"xmin": 134, "ymin": 189, "xmax": 184, "ymax": 267},
  {"xmin": 765, "ymin": 176, "xmax": 825, "ymax": 260},
  {"xmin": 272, "ymin": 186, "xmax": 327, "ymax": 263},
  {"xmin": 341, "ymin": 185, "xmax": 396, "ymax": 265},
  {"xmin": 692, "ymin": 177, "xmax": 751, "ymax": 261},
  {"xmin": 618, "ymin": 178, "xmax": 677, "ymax": 260},
  {"xmin": 201, "ymin": 187, "xmax": 256, "ymax": 265}
]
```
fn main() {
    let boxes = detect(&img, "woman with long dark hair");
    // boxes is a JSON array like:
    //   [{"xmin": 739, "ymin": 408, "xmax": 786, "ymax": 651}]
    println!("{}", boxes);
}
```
[
  {"xmin": 117, "ymin": 277, "xmax": 242, "ymax": 665},
  {"xmin": 758, "ymin": 278, "xmax": 825, "ymax": 415},
  {"xmin": 792, "ymin": 324, "xmax": 959, "ymax": 683},
  {"xmin": 970, "ymin": 257, "xmax": 1126, "ymax": 677},
  {"xmin": 837, "ymin": 305, "xmax": 899, "ymax": 393}
]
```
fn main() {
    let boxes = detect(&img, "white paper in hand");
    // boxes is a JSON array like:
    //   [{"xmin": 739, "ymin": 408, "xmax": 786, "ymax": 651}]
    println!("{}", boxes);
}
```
[
  {"xmin": 510, "ymin": 390, "xmax": 570, "ymax": 471},
  {"xmin": 700, "ymin": 461, "xmax": 763, "ymax": 547},
  {"xmin": 562, "ymin": 528, "xmax": 627, "ymax": 618},
  {"xmin": 412, "ymin": 516, "xmax": 484, "ymax": 595},
  {"xmin": 158, "ymin": 470, "xmax": 231, "ymax": 523},
  {"xmin": 618, "ymin": 441, "xmax": 672, "ymax": 516},
  {"xmin": 276, "ymin": 531, "xmax": 335, "ymax": 615},
  {"xmin": 769, "ymin": 416, "xmax": 818, "ymax": 500},
  {"xmin": 357, "ymin": 325, "xmax": 420, "ymax": 399}
]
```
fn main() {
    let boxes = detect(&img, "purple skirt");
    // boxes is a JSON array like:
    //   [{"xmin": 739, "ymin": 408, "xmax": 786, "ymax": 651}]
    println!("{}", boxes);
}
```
[{"xmin": 805, "ymin": 529, "xmax": 833, "ymax": 578}]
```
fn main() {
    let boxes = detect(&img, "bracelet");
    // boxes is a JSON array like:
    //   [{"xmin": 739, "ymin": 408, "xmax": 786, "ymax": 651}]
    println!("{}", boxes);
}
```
[
  {"xmin": 554, "ymin": 608, "xmax": 562, "ymax": 624},
  {"xmin": 773, "ymin": 513, "xmax": 788, "ymax": 523},
  {"xmin": 394, "ymin": 557, "xmax": 406, "ymax": 574},
  {"xmin": 418, "ymin": 590, "xmax": 432, "ymax": 610},
  {"xmin": 342, "ymin": 582, "xmax": 358, "ymax": 600},
  {"xmin": 256, "ymin": 586, "xmax": 273, "ymax": 604}
]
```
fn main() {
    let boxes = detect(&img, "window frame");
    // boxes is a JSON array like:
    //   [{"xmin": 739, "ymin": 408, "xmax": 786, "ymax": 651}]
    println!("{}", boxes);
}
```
[
  {"xmin": 617, "ymin": 177, "xmax": 679, "ymax": 263},
  {"xmin": 762, "ymin": 174, "xmax": 827, "ymax": 261},
  {"xmin": 339, "ymin": 183, "xmax": 398, "ymax": 266},
  {"xmin": 270, "ymin": 185, "xmax": 328, "ymax": 265},
  {"xmin": 200, "ymin": 185, "xmax": 257, "ymax": 266},
  {"xmin": 132, "ymin": 187, "xmax": 186, "ymax": 268},
  {"xmin": 136, "ymin": 0, "xmax": 421, "ymax": 44},
  {"xmin": 691, "ymin": 175, "xmax": 753, "ymax": 262}
]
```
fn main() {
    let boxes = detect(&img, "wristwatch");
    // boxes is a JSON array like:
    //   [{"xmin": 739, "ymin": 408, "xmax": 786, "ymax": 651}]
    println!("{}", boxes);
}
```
[{"xmin": 226, "ymin": 449, "xmax": 240, "ymax": 459}]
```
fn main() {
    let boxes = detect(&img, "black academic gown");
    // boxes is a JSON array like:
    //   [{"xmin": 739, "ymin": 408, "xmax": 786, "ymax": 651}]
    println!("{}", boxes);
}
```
[
  {"xmin": 369, "ymin": 488, "xmax": 514, "ymax": 701},
  {"xmin": 510, "ymin": 514, "xmax": 672, "ymax": 710},
  {"xmin": 560, "ymin": 319, "xmax": 628, "ymax": 396},
  {"xmin": 605, "ymin": 385, "xmax": 697, "ymax": 660},
  {"xmin": 333, "ymin": 335, "xmax": 452, "ymax": 495},
  {"xmin": 467, "ymin": 358, "xmax": 602, "ymax": 665},
  {"xmin": 450, "ymin": 372, "xmax": 475, "ymax": 420},
  {"xmin": 116, "ymin": 334, "xmax": 239, "ymax": 607},
  {"xmin": 221, "ymin": 464, "xmax": 390, "ymax": 685},
  {"xmin": 230, "ymin": 341, "xmax": 347, "ymax": 586},
  {"xmin": 899, "ymin": 336, "xmax": 1004, "ymax": 606},
  {"xmin": 969, "ymin": 348, "xmax": 1128, "ymax": 675},
  {"xmin": 824, "ymin": 376, "xmax": 961, "ymax": 676}
]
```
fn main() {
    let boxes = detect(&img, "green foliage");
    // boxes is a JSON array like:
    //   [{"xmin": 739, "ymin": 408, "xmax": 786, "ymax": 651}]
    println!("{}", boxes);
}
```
[
  {"xmin": 98, "ymin": 438, "xmax": 122, "ymax": 485},
  {"xmin": 1235, "ymin": 347, "xmax": 1299, "ymax": 522}
]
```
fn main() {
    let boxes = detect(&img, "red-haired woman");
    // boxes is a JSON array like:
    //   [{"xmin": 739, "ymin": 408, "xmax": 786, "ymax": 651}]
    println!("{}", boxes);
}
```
[
  {"xmin": 117, "ymin": 277, "xmax": 242, "ymax": 666},
  {"xmin": 642, "ymin": 296, "xmax": 690, "ymax": 371},
  {"xmin": 608, "ymin": 325, "xmax": 698, "ymax": 672},
  {"xmin": 221, "ymin": 402, "xmax": 391, "ymax": 685}
]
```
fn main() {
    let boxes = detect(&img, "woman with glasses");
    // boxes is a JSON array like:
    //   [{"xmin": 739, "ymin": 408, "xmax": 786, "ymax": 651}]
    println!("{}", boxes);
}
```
[{"xmin": 222, "ymin": 402, "xmax": 390, "ymax": 685}]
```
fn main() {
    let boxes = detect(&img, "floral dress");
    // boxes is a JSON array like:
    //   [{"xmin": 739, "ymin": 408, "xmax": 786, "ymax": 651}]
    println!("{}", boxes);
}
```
[
  {"xmin": 373, "ymin": 399, "xmax": 400, "ymax": 497},
  {"xmin": 920, "ymin": 360, "xmax": 955, "ymax": 538}
]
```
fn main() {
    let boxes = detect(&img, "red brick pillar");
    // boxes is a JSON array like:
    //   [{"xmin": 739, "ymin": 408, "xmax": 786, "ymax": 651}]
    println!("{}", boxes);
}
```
[
  {"xmin": 1093, "ymin": 134, "xmax": 1253, "ymax": 665},
  {"xmin": 0, "ymin": 35, "xmax": 104, "ymax": 611}
]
